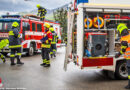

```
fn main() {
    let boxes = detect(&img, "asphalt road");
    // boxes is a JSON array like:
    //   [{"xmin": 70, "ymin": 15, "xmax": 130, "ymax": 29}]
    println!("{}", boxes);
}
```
[{"xmin": 0, "ymin": 47, "xmax": 128, "ymax": 90}]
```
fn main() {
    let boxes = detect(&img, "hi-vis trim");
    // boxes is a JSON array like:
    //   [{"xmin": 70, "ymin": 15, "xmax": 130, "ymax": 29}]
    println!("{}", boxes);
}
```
[
  {"xmin": 128, "ymin": 75, "xmax": 130, "ymax": 79},
  {"xmin": 9, "ymin": 45, "xmax": 21, "ymax": 48}
]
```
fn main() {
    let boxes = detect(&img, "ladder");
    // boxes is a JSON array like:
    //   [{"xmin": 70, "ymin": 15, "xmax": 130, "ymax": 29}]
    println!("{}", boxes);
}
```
[
  {"xmin": 64, "ymin": 11, "xmax": 75, "ymax": 71},
  {"xmin": 23, "ymin": 14, "xmax": 41, "ymax": 21}
]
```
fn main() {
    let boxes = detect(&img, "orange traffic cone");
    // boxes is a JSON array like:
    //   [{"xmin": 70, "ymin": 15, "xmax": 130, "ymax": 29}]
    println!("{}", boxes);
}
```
[{"xmin": 0, "ymin": 78, "xmax": 3, "ymax": 88}]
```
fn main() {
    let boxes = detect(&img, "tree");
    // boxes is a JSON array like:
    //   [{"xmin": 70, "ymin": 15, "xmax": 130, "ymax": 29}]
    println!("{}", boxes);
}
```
[{"xmin": 53, "ymin": 8, "xmax": 67, "ymax": 41}]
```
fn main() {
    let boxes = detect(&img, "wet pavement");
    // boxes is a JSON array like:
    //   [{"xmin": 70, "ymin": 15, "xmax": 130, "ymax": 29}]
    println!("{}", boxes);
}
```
[{"xmin": 0, "ymin": 47, "xmax": 128, "ymax": 90}]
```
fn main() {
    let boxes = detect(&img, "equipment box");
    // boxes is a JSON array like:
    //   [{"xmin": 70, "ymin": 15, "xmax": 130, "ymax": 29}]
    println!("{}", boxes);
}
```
[{"xmin": 85, "ymin": 32, "xmax": 107, "ymax": 57}]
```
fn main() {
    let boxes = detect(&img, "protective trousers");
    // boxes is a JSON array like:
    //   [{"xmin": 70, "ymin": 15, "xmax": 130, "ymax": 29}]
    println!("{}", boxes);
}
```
[
  {"xmin": 127, "ymin": 60, "xmax": 130, "ymax": 86},
  {"xmin": 50, "ymin": 44, "xmax": 56, "ymax": 57},
  {"xmin": 41, "ymin": 48, "xmax": 50, "ymax": 65},
  {"xmin": 0, "ymin": 53, "xmax": 5, "ymax": 63},
  {"xmin": 40, "ymin": 14, "xmax": 45, "ymax": 21},
  {"xmin": 10, "ymin": 48, "xmax": 22, "ymax": 64}
]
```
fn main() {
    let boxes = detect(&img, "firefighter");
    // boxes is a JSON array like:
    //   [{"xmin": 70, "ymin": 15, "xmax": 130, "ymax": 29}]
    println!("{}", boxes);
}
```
[
  {"xmin": 36, "ymin": 4, "xmax": 47, "ymax": 21},
  {"xmin": 49, "ymin": 26, "xmax": 58, "ymax": 58},
  {"xmin": 40, "ymin": 23, "xmax": 52, "ymax": 67},
  {"xmin": 115, "ymin": 23, "xmax": 130, "ymax": 89},
  {"xmin": 64, "ymin": 37, "xmax": 67, "ymax": 47},
  {"xmin": 9, "ymin": 22, "xmax": 24, "ymax": 66},
  {"xmin": 0, "ymin": 39, "xmax": 9, "ymax": 63}
]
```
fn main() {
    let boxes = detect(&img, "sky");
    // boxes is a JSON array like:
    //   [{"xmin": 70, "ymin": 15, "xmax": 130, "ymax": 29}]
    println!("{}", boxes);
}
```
[
  {"xmin": 0, "ymin": 0, "xmax": 130, "ymax": 14},
  {"xmin": 0, "ymin": 0, "xmax": 71, "ymax": 12}
]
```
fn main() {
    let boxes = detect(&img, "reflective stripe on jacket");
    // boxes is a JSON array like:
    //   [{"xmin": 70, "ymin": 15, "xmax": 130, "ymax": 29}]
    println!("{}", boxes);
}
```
[{"xmin": 41, "ymin": 43, "xmax": 50, "ymax": 48}]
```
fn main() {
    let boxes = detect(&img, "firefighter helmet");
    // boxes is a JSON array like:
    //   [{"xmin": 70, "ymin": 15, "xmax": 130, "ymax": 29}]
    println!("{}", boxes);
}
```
[
  {"xmin": 117, "ymin": 23, "xmax": 128, "ymax": 34},
  {"xmin": 12, "ymin": 22, "xmax": 19, "ymax": 27},
  {"xmin": 44, "ymin": 23, "xmax": 50, "ymax": 28},
  {"xmin": 49, "ymin": 27, "xmax": 54, "ymax": 32},
  {"xmin": 37, "ymin": 4, "xmax": 40, "ymax": 8}
]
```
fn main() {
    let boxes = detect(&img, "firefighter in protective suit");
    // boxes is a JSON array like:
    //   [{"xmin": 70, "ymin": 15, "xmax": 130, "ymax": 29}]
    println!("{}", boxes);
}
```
[
  {"xmin": 9, "ymin": 22, "xmax": 24, "ymax": 66},
  {"xmin": 0, "ymin": 39, "xmax": 9, "ymax": 63},
  {"xmin": 64, "ymin": 37, "xmax": 67, "ymax": 47},
  {"xmin": 40, "ymin": 23, "xmax": 52, "ymax": 67},
  {"xmin": 115, "ymin": 23, "xmax": 130, "ymax": 89},
  {"xmin": 49, "ymin": 27, "xmax": 58, "ymax": 58},
  {"xmin": 37, "ymin": 4, "xmax": 47, "ymax": 21}
]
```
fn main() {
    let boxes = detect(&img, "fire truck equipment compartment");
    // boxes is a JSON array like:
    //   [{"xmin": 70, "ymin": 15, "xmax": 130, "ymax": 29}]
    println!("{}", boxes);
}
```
[{"xmin": 85, "ymin": 33, "xmax": 107, "ymax": 57}]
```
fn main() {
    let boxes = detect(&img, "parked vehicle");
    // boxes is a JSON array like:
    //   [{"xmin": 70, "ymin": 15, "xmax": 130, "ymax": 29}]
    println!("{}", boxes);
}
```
[
  {"xmin": 64, "ymin": 2, "xmax": 130, "ymax": 79},
  {"xmin": 0, "ymin": 15, "xmax": 61, "ymax": 56}
]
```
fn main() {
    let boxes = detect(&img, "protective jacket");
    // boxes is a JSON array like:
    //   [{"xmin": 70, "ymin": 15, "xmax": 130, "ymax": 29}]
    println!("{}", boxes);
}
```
[
  {"xmin": 41, "ymin": 30, "xmax": 52, "ymax": 48},
  {"xmin": 51, "ymin": 31, "xmax": 58, "ymax": 44},
  {"xmin": 38, "ymin": 7, "xmax": 47, "ymax": 17},
  {"xmin": 120, "ymin": 34, "xmax": 130, "ymax": 59},
  {"xmin": 9, "ymin": 27, "xmax": 21, "ymax": 48}
]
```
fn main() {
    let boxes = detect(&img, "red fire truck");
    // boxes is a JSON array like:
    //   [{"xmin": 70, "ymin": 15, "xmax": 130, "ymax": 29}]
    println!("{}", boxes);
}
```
[
  {"xmin": 0, "ymin": 15, "xmax": 61, "ymax": 56},
  {"xmin": 64, "ymin": 2, "xmax": 130, "ymax": 80}
]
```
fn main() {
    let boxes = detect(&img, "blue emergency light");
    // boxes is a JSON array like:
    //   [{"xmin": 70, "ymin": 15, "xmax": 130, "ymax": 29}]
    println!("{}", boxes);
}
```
[
  {"xmin": 77, "ymin": 0, "xmax": 89, "ymax": 4},
  {"xmin": 2, "ymin": 15, "xmax": 21, "ymax": 18},
  {"xmin": 0, "ymin": 18, "xmax": 20, "ymax": 22}
]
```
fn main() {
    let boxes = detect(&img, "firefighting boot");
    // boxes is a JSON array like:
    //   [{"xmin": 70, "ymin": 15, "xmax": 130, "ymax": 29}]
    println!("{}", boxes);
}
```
[
  {"xmin": 51, "ymin": 54, "xmax": 53, "ymax": 58},
  {"xmin": 17, "ymin": 56, "xmax": 24, "ymax": 65},
  {"xmin": 40, "ymin": 59, "xmax": 46, "ymax": 66},
  {"xmin": 17, "ymin": 61, "xmax": 24, "ymax": 65},
  {"xmin": 54, "ymin": 53, "xmax": 56, "ymax": 57},
  {"xmin": 50, "ymin": 52, "xmax": 53, "ymax": 58},
  {"xmin": 44, "ymin": 64, "xmax": 50, "ymax": 67},
  {"xmin": 10, "ymin": 58, "xmax": 16, "ymax": 66},
  {"xmin": 44, "ymin": 60, "xmax": 50, "ymax": 67},
  {"xmin": 125, "ymin": 80, "xmax": 130, "ymax": 89}
]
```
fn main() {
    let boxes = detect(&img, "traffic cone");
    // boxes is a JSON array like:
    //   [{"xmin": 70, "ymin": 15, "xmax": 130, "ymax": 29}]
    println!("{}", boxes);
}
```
[{"xmin": 0, "ymin": 78, "xmax": 3, "ymax": 88}]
